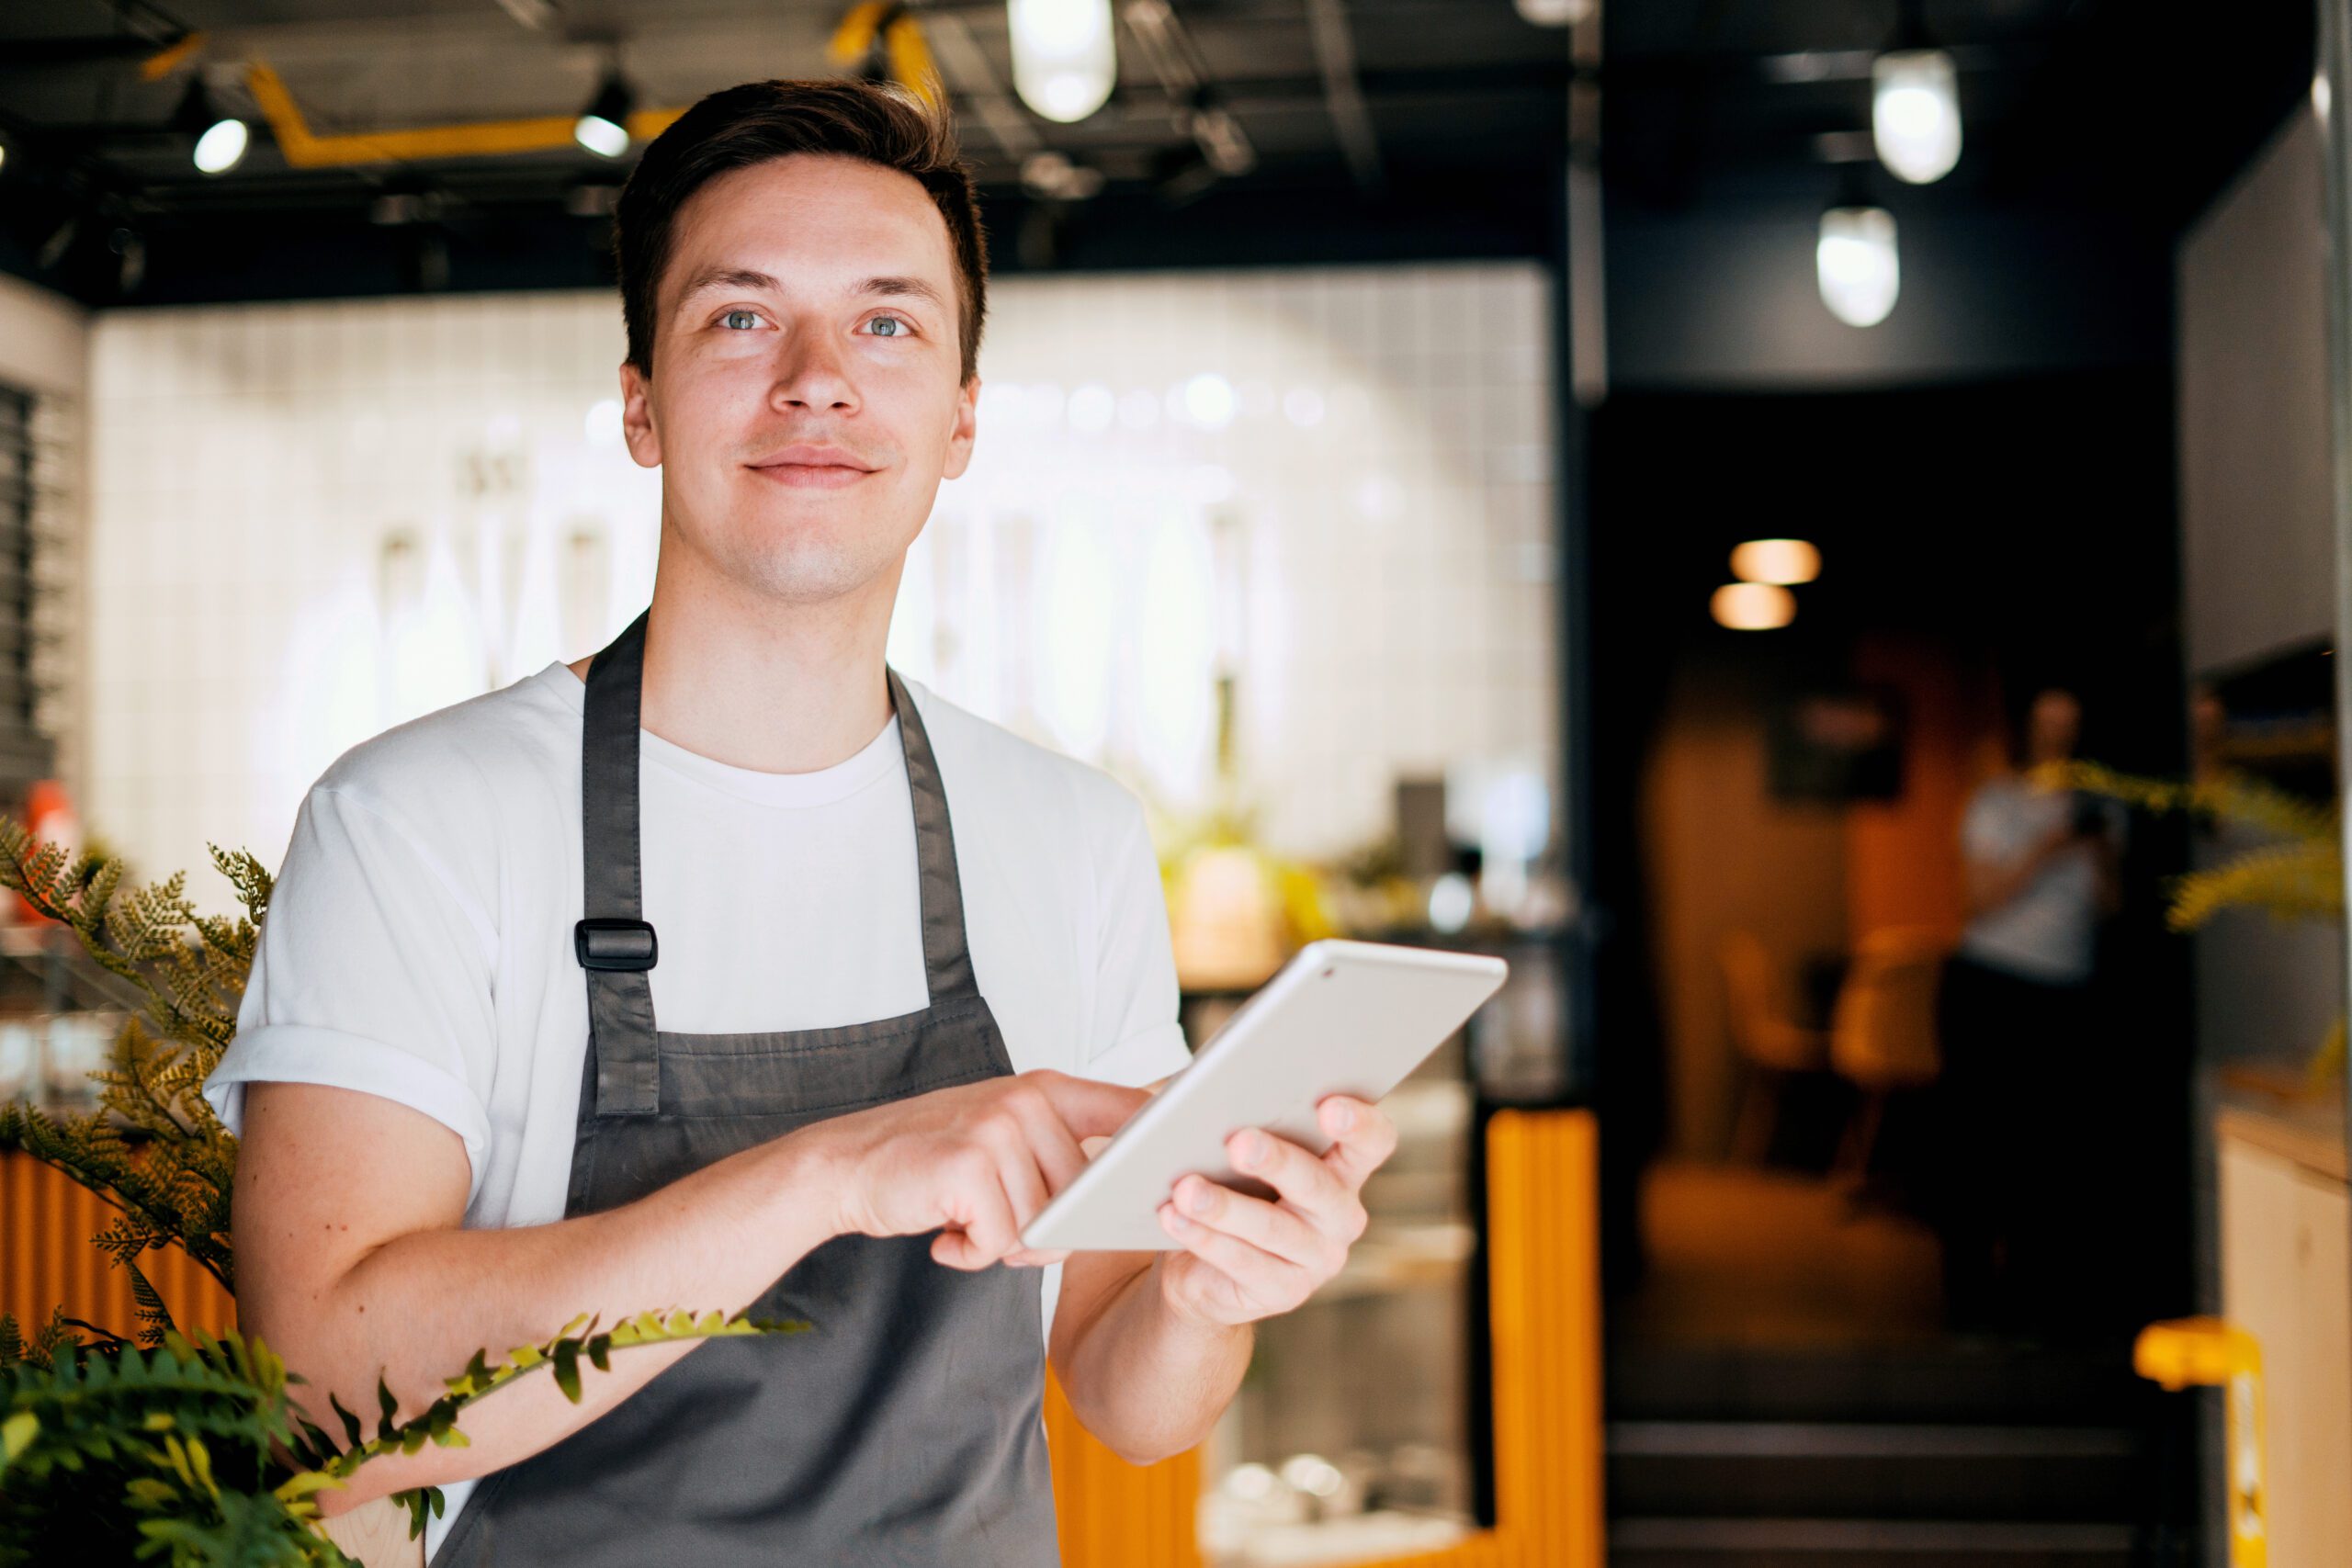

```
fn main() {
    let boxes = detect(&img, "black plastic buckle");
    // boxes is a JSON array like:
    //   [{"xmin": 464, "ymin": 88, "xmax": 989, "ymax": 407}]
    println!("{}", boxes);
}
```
[{"xmin": 575, "ymin": 918, "xmax": 658, "ymax": 972}]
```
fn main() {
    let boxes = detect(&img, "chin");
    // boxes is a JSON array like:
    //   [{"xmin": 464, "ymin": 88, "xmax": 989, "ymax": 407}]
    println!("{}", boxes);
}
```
[{"xmin": 725, "ymin": 533, "xmax": 895, "ymax": 606}]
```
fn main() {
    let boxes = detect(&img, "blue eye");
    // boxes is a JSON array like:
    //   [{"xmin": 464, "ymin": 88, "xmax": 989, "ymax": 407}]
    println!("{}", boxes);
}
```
[
  {"xmin": 721, "ymin": 309, "xmax": 760, "ymax": 330},
  {"xmin": 867, "ymin": 315, "xmax": 906, "ymax": 337}
]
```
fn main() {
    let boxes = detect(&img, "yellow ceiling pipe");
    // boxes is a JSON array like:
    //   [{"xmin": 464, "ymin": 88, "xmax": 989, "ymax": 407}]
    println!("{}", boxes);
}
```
[
  {"xmin": 828, "ymin": 2, "xmax": 944, "ymax": 108},
  {"xmin": 139, "ymin": 31, "xmax": 208, "ymax": 84},
  {"xmin": 241, "ymin": 59, "xmax": 685, "ymax": 168}
]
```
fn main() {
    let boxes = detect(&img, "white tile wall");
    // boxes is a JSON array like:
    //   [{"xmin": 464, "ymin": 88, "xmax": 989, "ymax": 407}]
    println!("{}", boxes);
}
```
[{"xmin": 85, "ymin": 263, "xmax": 1559, "ymax": 894}]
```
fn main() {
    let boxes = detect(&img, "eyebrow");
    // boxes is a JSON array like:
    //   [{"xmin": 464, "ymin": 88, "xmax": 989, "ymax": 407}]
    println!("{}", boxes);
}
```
[{"xmin": 673, "ymin": 266, "xmax": 950, "ymax": 314}]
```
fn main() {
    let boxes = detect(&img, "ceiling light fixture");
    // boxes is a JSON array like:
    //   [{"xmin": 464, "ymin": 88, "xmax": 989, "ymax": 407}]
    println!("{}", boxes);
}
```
[
  {"xmin": 177, "ymin": 78, "xmax": 249, "ymax": 175},
  {"xmin": 1817, "ymin": 202, "xmax": 1899, "ymax": 327},
  {"xmin": 574, "ymin": 70, "xmax": 636, "ymax": 160},
  {"xmin": 1512, "ymin": 0, "xmax": 1593, "ymax": 25},
  {"xmin": 108, "ymin": 227, "xmax": 146, "ymax": 295},
  {"xmin": 1008, "ymin": 0, "xmax": 1117, "ymax": 123},
  {"xmin": 1021, "ymin": 150, "xmax": 1106, "ymax": 201},
  {"xmin": 1712, "ymin": 583, "xmax": 1797, "ymax": 631},
  {"xmin": 37, "ymin": 215, "xmax": 78, "ymax": 272},
  {"xmin": 1125, "ymin": 0, "xmax": 1255, "ymax": 179},
  {"xmin": 1871, "ymin": 48, "xmax": 1962, "ymax": 184},
  {"xmin": 1730, "ymin": 539, "xmax": 1823, "ymax": 586}
]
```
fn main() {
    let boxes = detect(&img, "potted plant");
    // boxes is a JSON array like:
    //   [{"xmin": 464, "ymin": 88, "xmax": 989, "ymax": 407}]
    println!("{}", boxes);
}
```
[{"xmin": 0, "ymin": 828, "xmax": 793, "ymax": 1566}]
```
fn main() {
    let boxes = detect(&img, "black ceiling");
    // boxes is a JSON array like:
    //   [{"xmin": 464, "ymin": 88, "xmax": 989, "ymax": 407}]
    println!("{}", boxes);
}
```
[
  {"xmin": 0, "ymin": 0, "xmax": 2316, "ymax": 307},
  {"xmin": 0, "ymin": 0, "xmax": 1576, "ymax": 303},
  {"xmin": 1604, "ymin": 0, "xmax": 2315, "ymax": 220}
]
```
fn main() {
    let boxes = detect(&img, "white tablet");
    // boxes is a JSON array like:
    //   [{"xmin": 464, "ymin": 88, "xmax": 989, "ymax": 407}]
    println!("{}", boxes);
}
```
[{"xmin": 1021, "ymin": 938, "xmax": 1509, "ymax": 1252}]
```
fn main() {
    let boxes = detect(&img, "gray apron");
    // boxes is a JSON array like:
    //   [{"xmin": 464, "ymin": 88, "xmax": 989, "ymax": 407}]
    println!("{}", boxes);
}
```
[{"xmin": 432, "ymin": 610, "xmax": 1059, "ymax": 1567}]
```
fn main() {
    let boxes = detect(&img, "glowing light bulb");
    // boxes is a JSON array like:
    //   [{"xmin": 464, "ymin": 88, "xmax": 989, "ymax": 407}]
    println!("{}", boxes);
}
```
[
  {"xmin": 1871, "ymin": 49, "xmax": 1962, "ymax": 185},
  {"xmin": 1009, "ymin": 0, "xmax": 1116, "ymax": 123},
  {"xmin": 1817, "ymin": 206, "xmax": 1899, "ymax": 328},
  {"xmin": 1730, "ymin": 538, "xmax": 1822, "ymax": 586},
  {"xmin": 1712, "ymin": 582, "xmax": 1796, "ymax": 631},
  {"xmin": 193, "ymin": 118, "xmax": 248, "ymax": 175}
]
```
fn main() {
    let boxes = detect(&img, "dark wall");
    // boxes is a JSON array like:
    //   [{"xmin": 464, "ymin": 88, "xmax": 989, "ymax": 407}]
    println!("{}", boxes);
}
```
[{"xmin": 1605, "ymin": 193, "xmax": 2172, "ymax": 391}]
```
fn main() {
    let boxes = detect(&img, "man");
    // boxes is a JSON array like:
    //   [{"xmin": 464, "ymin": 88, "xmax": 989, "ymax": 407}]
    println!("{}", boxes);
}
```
[
  {"xmin": 1938, "ymin": 683, "xmax": 2122, "ymax": 1334},
  {"xmin": 204, "ymin": 79, "xmax": 1396, "ymax": 1565}
]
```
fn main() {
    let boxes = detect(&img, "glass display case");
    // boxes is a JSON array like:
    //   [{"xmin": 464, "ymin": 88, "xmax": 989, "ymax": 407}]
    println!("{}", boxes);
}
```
[{"xmin": 1181, "ymin": 929, "xmax": 1575, "ymax": 1568}]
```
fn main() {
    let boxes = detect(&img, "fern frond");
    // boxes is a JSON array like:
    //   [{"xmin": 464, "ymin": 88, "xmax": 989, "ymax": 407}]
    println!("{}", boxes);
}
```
[
  {"xmin": 2050, "ymin": 760, "xmax": 2339, "ymax": 843},
  {"xmin": 2166, "ymin": 840, "xmax": 2346, "ymax": 931},
  {"xmin": 126, "ymin": 1260, "xmax": 178, "ymax": 1350}
]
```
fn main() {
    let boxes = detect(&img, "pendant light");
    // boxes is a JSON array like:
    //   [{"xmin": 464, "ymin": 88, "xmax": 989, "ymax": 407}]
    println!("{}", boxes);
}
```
[
  {"xmin": 1871, "ymin": 48, "xmax": 1961, "ymax": 184},
  {"xmin": 177, "ymin": 77, "xmax": 249, "ymax": 175},
  {"xmin": 574, "ymin": 70, "xmax": 636, "ymax": 160},
  {"xmin": 1711, "ymin": 583, "xmax": 1796, "ymax": 631},
  {"xmin": 1730, "ymin": 539, "xmax": 1822, "ymax": 586},
  {"xmin": 1009, "ymin": 0, "xmax": 1117, "ymax": 124},
  {"xmin": 1817, "ymin": 201, "xmax": 1899, "ymax": 328}
]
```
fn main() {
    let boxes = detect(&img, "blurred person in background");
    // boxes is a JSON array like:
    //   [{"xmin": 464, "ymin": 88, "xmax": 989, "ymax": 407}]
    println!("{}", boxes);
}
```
[{"xmin": 1937, "ymin": 685, "xmax": 2124, "ymax": 1337}]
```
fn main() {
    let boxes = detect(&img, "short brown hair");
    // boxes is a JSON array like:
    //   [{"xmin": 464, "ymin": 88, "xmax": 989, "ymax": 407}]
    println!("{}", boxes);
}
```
[{"xmin": 613, "ymin": 79, "xmax": 989, "ymax": 383}]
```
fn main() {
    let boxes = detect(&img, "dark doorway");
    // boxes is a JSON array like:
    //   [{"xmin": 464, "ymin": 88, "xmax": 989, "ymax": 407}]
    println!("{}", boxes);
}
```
[{"xmin": 1587, "ymin": 372, "xmax": 2200, "ymax": 1560}]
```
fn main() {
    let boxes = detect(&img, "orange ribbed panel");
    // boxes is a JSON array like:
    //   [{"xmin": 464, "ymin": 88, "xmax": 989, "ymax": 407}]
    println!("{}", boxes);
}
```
[
  {"xmin": 6, "ymin": 1114, "xmax": 1601, "ymax": 1568},
  {"xmin": 1046, "ymin": 1370, "xmax": 1204, "ymax": 1568},
  {"xmin": 0, "ymin": 1150, "xmax": 237, "ymax": 1340},
  {"xmin": 1043, "ymin": 1109, "xmax": 1602, "ymax": 1568}
]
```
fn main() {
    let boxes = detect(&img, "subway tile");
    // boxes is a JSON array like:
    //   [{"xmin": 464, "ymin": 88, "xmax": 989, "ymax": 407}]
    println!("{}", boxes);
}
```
[{"xmin": 81, "ymin": 263, "xmax": 1557, "ymax": 871}]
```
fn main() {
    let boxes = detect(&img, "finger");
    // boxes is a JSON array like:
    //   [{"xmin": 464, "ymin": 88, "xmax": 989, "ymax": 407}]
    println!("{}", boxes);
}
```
[
  {"xmin": 987, "ymin": 1129, "xmax": 1054, "ymax": 1239},
  {"xmin": 1001, "ymin": 1246, "xmax": 1073, "ymax": 1267},
  {"xmin": 1003, "ymin": 1089, "xmax": 1090, "ymax": 1197},
  {"xmin": 1316, "ymin": 1097, "xmax": 1398, "ymax": 1192},
  {"xmin": 1227, "ymin": 1126, "xmax": 1351, "ymax": 1228},
  {"xmin": 1170, "ymin": 1173, "xmax": 1331, "ymax": 1268},
  {"xmin": 934, "ymin": 1231, "xmax": 987, "ymax": 1269},
  {"xmin": 1026, "ymin": 1069, "xmax": 1154, "ymax": 1140},
  {"xmin": 1080, "ymin": 1135, "xmax": 1113, "ymax": 1160},
  {"xmin": 937, "ymin": 1172, "xmax": 1021, "ymax": 1269},
  {"xmin": 1159, "ymin": 1202, "xmax": 1312, "ymax": 1311}
]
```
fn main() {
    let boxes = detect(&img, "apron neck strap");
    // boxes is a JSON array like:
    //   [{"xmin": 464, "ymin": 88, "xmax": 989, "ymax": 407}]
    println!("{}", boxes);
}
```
[
  {"xmin": 888, "ymin": 663, "xmax": 978, "ymax": 1002},
  {"xmin": 580, "ymin": 610, "xmax": 660, "ymax": 1118},
  {"xmin": 577, "ymin": 610, "xmax": 979, "ymax": 1119}
]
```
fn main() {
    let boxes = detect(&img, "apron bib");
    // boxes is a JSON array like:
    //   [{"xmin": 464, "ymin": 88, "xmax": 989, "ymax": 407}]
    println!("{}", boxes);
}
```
[{"xmin": 432, "ymin": 611, "xmax": 1058, "ymax": 1566}]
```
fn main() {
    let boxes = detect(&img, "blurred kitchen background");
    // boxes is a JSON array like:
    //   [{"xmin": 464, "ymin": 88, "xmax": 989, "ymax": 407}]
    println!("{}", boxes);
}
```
[{"xmin": 6, "ymin": 1, "xmax": 2352, "ymax": 1565}]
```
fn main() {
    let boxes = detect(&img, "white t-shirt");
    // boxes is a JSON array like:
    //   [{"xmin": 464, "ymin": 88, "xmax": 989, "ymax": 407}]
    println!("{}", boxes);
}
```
[
  {"xmin": 1957, "ymin": 775, "xmax": 2120, "ymax": 986},
  {"xmin": 202, "ymin": 660, "xmax": 1190, "ymax": 1558}
]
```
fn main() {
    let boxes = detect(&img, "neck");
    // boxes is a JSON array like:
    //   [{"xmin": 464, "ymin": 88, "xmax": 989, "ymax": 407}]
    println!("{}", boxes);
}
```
[{"xmin": 571, "ymin": 535, "xmax": 902, "ymax": 775}]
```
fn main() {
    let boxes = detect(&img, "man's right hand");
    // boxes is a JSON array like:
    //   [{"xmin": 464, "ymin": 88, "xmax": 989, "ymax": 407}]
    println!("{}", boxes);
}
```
[{"xmin": 808, "ymin": 1070, "xmax": 1150, "ymax": 1269}]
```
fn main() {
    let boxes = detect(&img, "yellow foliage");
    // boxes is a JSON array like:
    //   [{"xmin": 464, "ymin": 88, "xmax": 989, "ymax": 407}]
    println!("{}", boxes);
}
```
[{"xmin": 2057, "ymin": 761, "xmax": 2345, "ymax": 1081}]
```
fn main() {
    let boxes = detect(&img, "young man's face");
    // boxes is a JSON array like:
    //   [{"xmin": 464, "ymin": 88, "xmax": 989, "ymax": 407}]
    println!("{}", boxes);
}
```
[{"xmin": 619, "ymin": 152, "xmax": 978, "ymax": 606}]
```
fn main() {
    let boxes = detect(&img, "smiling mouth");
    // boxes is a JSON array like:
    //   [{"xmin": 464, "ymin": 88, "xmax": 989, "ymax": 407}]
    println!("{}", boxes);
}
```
[{"xmin": 749, "ymin": 463, "xmax": 874, "ymax": 490}]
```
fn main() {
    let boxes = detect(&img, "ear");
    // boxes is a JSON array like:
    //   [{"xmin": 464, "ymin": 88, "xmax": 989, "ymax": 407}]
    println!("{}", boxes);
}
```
[
  {"xmin": 619, "ymin": 359, "xmax": 662, "ymax": 469},
  {"xmin": 940, "ymin": 373, "xmax": 980, "ymax": 481}
]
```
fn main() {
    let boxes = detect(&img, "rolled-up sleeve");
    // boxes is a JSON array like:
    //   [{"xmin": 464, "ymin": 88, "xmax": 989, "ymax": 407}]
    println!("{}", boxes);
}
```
[{"xmin": 204, "ymin": 785, "xmax": 499, "ymax": 1205}]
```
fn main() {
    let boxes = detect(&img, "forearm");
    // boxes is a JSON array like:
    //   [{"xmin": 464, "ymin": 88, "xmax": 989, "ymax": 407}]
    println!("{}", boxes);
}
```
[
  {"xmin": 1054, "ymin": 1256, "xmax": 1252, "ymax": 1466},
  {"xmin": 267, "ymin": 1129, "xmax": 842, "ymax": 1512}
]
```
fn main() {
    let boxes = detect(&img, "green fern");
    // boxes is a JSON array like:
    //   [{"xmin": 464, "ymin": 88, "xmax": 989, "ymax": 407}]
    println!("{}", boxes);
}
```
[
  {"xmin": 0, "ymin": 827, "xmax": 260, "ymax": 1298},
  {"xmin": 127, "ymin": 1260, "xmax": 179, "ymax": 1350},
  {"xmin": 0, "ymin": 823, "xmax": 811, "ymax": 1562},
  {"xmin": 2, "ymin": 1311, "xmax": 800, "ymax": 1565}
]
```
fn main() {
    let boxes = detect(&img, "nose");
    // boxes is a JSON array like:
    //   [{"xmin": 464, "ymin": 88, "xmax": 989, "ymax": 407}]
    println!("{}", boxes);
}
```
[{"xmin": 769, "ymin": 322, "xmax": 859, "ymax": 415}]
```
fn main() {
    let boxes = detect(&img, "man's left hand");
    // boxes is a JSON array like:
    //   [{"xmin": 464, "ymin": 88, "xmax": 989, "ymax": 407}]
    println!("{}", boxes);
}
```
[{"xmin": 1154, "ymin": 1094, "xmax": 1398, "ymax": 1328}]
